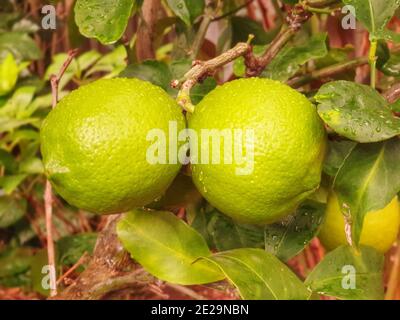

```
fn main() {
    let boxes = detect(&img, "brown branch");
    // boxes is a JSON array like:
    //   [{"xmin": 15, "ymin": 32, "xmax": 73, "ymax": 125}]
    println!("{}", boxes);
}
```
[
  {"xmin": 173, "ymin": 41, "xmax": 253, "ymax": 112},
  {"xmin": 173, "ymin": 2, "xmax": 320, "ymax": 112},
  {"xmin": 287, "ymin": 57, "xmax": 369, "ymax": 88},
  {"xmin": 46, "ymin": 48, "xmax": 78, "ymax": 297},
  {"xmin": 50, "ymin": 214, "xmax": 130, "ymax": 299},
  {"xmin": 383, "ymin": 82, "xmax": 400, "ymax": 104},
  {"xmin": 245, "ymin": 5, "xmax": 312, "ymax": 77},
  {"xmin": 136, "ymin": 0, "xmax": 162, "ymax": 62},
  {"xmin": 190, "ymin": 0, "xmax": 223, "ymax": 59}
]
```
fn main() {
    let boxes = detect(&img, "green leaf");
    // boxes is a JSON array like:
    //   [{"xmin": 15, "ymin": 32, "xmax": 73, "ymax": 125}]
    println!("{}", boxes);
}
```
[
  {"xmin": 119, "ymin": 60, "xmax": 173, "ymax": 92},
  {"xmin": 85, "ymin": 45, "xmax": 127, "ymax": 78},
  {"xmin": 74, "ymin": 0, "xmax": 136, "ymax": 44},
  {"xmin": 0, "ymin": 247, "xmax": 33, "ymax": 278},
  {"xmin": 205, "ymin": 207, "xmax": 265, "ymax": 251},
  {"xmin": 18, "ymin": 157, "xmax": 43, "ymax": 174},
  {"xmin": 380, "ymin": 51, "xmax": 400, "ymax": 77},
  {"xmin": 120, "ymin": 58, "xmax": 216, "ymax": 102},
  {"xmin": 0, "ymin": 32, "xmax": 41, "ymax": 61},
  {"xmin": 262, "ymin": 34, "xmax": 328, "ymax": 82},
  {"xmin": 117, "ymin": 209, "xmax": 224, "ymax": 285},
  {"xmin": 0, "ymin": 174, "xmax": 28, "ymax": 194},
  {"xmin": 342, "ymin": 0, "xmax": 400, "ymax": 40},
  {"xmin": 0, "ymin": 86, "xmax": 36, "ymax": 119},
  {"xmin": 264, "ymin": 201, "xmax": 326, "ymax": 261},
  {"xmin": 323, "ymin": 140, "xmax": 357, "ymax": 177},
  {"xmin": 204, "ymin": 248, "xmax": 311, "ymax": 300},
  {"xmin": 166, "ymin": 0, "xmax": 204, "ymax": 26},
  {"xmin": 57, "ymin": 233, "xmax": 97, "ymax": 266},
  {"xmin": 0, "ymin": 149, "xmax": 17, "ymax": 174},
  {"xmin": 0, "ymin": 117, "xmax": 39, "ymax": 132},
  {"xmin": 305, "ymin": 245, "xmax": 384, "ymax": 300},
  {"xmin": 76, "ymin": 50, "xmax": 101, "ymax": 76},
  {"xmin": 334, "ymin": 139, "xmax": 400, "ymax": 245},
  {"xmin": 375, "ymin": 28, "xmax": 400, "ymax": 43},
  {"xmin": 0, "ymin": 53, "xmax": 18, "ymax": 96},
  {"xmin": 0, "ymin": 196, "xmax": 26, "ymax": 228},
  {"xmin": 231, "ymin": 16, "xmax": 280, "ymax": 45},
  {"xmin": 315, "ymin": 80, "xmax": 400, "ymax": 143}
]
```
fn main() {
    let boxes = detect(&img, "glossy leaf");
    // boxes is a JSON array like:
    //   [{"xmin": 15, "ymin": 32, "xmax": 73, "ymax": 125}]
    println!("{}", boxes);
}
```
[
  {"xmin": 205, "ymin": 248, "xmax": 311, "ymax": 300},
  {"xmin": 305, "ymin": 245, "xmax": 384, "ymax": 300},
  {"xmin": 206, "ymin": 207, "xmax": 265, "ymax": 251},
  {"xmin": 264, "ymin": 201, "xmax": 326, "ymax": 261},
  {"xmin": 323, "ymin": 140, "xmax": 357, "ymax": 177},
  {"xmin": 166, "ymin": 0, "xmax": 205, "ymax": 25},
  {"xmin": 342, "ymin": 0, "xmax": 400, "ymax": 40},
  {"xmin": 74, "ymin": 0, "xmax": 136, "ymax": 44},
  {"xmin": 117, "ymin": 209, "xmax": 224, "ymax": 285},
  {"xmin": 119, "ymin": 60, "xmax": 173, "ymax": 92},
  {"xmin": 315, "ymin": 81, "xmax": 400, "ymax": 142},
  {"xmin": 262, "ymin": 34, "xmax": 328, "ymax": 81},
  {"xmin": 334, "ymin": 139, "xmax": 400, "ymax": 245}
]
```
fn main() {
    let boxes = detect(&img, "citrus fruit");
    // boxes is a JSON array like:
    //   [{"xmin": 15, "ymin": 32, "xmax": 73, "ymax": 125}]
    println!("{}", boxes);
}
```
[
  {"xmin": 188, "ymin": 78, "xmax": 327, "ymax": 224},
  {"xmin": 319, "ymin": 192, "xmax": 400, "ymax": 253},
  {"xmin": 41, "ymin": 78, "xmax": 186, "ymax": 214}
]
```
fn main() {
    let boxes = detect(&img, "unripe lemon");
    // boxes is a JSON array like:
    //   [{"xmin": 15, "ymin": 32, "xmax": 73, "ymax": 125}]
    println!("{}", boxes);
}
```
[
  {"xmin": 188, "ymin": 78, "xmax": 327, "ymax": 224},
  {"xmin": 41, "ymin": 78, "xmax": 186, "ymax": 214},
  {"xmin": 319, "ymin": 193, "xmax": 400, "ymax": 253}
]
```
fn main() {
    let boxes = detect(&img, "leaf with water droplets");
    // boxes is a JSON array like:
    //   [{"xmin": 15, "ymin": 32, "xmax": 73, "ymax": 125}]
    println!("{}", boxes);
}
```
[
  {"xmin": 74, "ymin": 0, "xmax": 139, "ymax": 44},
  {"xmin": 305, "ymin": 245, "xmax": 384, "ymax": 300},
  {"xmin": 333, "ymin": 139, "xmax": 400, "ymax": 245},
  {"xmin": 262, "ymin": 33, "xmax": 328, "ymax": 82},
  {"xmin": 203, "ymin": 248, "xmax": 311, "ymax": 300},
  {"xmin": 166, "ymin": 0, "xmax": 205, "ymax": 26},
  {"xmin": 264, "ymin": 201, "xmax": 326, "ymax": 261},
  {"xmin": 315, "ymin": 81, "xmax": 400, "ymax": 143},
  {"xmin": 342, "ymin": 0, "xmax": 400, "ymax": 40}
]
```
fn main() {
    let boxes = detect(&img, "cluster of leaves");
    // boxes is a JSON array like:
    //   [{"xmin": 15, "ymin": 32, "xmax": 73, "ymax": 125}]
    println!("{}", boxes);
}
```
[{"xmin": 1, "ymin": 0, "xmax": 400, "ymax": 300}]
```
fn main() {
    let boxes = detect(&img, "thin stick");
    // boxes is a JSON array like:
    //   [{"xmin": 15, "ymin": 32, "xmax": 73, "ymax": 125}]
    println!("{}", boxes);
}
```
[
  {"xmin": 46, "ymin": 48, "xmax": 78, "ymax": 297},
  {"xmin": 190, "ymin": 0, "xmax": 223, "ymax": 59},
  {"xmin": 166, "ymin": 283, "xmax": 206, "ymax": 300},
  {"xmin": 173, "ymin": 41, "xmax": 252, "ymax": 112},
  {"xmin": 385, "ymin": 243, "xmax": 400, "ymax": 300},
  {"xmin": 287, "ymin": 57, "xmax": 369, "ymax": 87},
  {"xmin": 383, "ymin": 82, "xmax": 400, "ymax": 104},
  {"xmin": 56, "ymin": 252, "xmax": 89, "ymax": 286}
]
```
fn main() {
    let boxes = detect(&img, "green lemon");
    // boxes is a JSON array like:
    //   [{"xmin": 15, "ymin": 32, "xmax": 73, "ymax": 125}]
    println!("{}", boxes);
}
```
[
  {"xmin": 41, "ymin": 78, "xmax": 186, "ymax": 214},
  {"xmin": 188, "ymin": 78, "xmax": 327, "ymax": 224},
  {"xmin": 319, "ymin": 193, "xmax": 400, "ymax": 253}
]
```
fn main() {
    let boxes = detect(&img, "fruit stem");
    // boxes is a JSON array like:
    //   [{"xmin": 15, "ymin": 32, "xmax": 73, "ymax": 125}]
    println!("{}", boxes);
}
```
[{"xmin": 369, "ymin": 39, "xmax": 378, "ymax": 89}]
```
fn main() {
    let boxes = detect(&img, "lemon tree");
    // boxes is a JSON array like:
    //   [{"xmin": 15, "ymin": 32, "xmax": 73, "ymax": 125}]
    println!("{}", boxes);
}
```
[{"xmin": 3, "ymin": 0, "xmax": 400, "ymax": 303}]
